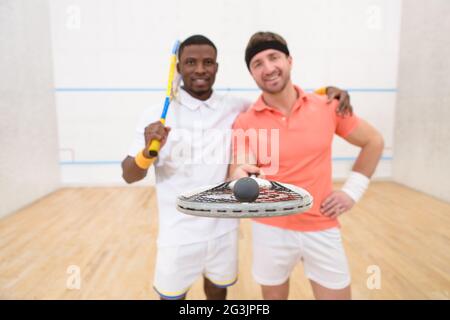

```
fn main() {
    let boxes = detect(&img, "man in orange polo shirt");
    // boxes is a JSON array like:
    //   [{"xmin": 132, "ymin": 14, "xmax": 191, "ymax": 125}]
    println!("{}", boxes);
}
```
[{"xmin": 230, "ymin": 32, "xmax": 384, "ymax": 300}]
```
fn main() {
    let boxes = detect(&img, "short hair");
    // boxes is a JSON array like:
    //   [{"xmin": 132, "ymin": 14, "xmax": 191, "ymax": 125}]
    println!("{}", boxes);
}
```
[
  {"xmin": 178, "ymin": 35, "xmax": 217, "ymax": 59},
  {"xmin": 245, "ymin": 31, "xmax": 289, "ymax": 68},
  {"xmin": 246, "ymin": 31, "xmax": 288, "ymax": 52}
]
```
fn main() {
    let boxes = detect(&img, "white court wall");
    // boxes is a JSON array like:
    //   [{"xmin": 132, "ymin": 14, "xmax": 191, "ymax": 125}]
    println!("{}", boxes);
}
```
[
  {"xmin": 0, "ymin": 0, "xmax": 60, "ymax": 218},
  {"xmin": 393, "ymin": 0, "xmax": 450, "ymax": 203},
  {"xmin": 49, "ymin": 0, "xmax": 401, "ymax": 186}
]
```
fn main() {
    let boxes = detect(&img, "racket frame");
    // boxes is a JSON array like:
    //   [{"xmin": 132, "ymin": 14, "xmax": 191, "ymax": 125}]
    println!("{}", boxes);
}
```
[
  {"xmin": 148, "ymin": 40, "xmax": 181, "ymax": 157},
  {"xmin": 176, "ymin": 181, "xmax": 313, "ymax": 218}
]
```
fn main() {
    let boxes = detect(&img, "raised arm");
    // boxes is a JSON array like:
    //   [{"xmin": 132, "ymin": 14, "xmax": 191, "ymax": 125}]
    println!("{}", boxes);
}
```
[{"xmin": 121, "ymin": 121, "xmax": 171, "ymax": 184}]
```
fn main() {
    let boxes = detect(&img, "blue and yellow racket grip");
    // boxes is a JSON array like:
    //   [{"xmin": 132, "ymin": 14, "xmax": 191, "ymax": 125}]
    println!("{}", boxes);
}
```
[{"xmin": 148, "ymin": 40, "xmax": 180, "ymax": 158}]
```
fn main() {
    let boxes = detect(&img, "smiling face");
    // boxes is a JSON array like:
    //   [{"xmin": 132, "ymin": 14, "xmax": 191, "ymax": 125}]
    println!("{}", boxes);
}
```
[
  {"xmin": 177, "ymin": 44, "xmax": 218, "ymax": 101},
  {"xmin": 248, "ymin": 48, "xmax": 292, "ymax": 95}
]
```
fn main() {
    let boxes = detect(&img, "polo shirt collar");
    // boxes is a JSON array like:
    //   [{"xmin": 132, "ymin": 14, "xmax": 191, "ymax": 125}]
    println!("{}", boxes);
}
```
[
  {"xmin": 252, "ymin": 85, "xmax": 308, "ymax": 112},
  {"xmin": 177, "ymin": 87, "xmax": 219, "ymax": 110}
]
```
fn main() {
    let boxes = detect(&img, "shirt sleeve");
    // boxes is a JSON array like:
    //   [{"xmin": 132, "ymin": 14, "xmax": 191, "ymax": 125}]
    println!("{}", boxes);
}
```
[
  {"xmin": 127, "ymin": 127, "xmax": 145, "ymax": 158},
  {"xmin": 332, "ymin": 101, "xmax": 361, "ymax": 138}
]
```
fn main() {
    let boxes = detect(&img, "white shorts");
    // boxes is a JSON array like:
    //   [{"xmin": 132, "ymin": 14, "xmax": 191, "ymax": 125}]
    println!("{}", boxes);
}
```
[
  {"xmin": 252, "ymin": 222, "xmax": 351, "ymax": 290},
  {"xmin": 153, "ymin": 229, "xmax": 238, "ymax": 299}
]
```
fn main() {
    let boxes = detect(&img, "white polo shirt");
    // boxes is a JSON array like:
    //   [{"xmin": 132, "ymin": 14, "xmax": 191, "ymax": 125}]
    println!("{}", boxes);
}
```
[{"xmin": 128, "ymin": 88, "xmax": 250, "ymax": 246}]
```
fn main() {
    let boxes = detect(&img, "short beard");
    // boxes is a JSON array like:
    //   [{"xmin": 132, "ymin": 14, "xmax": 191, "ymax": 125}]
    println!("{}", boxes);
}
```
[{"xmin": 259, "ymin": 76, "xmax": 289, "ymax": 94}]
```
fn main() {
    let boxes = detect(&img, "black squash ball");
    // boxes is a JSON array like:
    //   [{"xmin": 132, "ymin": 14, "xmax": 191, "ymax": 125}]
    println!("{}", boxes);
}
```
[{"xmin": 233, "ymin": 177, "xmax": 260, "ymax": 202}]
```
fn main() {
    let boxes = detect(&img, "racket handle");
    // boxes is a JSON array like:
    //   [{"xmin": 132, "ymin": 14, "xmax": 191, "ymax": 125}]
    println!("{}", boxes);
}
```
[
  {"xmin": 147, "ymin": 119, "xmax": 166, "ymax": 158},
  {"xmin": 148, "ymin": 139, "xmax": 161, "ymax": 158}
]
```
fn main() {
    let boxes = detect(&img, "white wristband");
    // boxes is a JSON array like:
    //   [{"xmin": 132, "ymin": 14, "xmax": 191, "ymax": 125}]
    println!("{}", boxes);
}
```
[{"xmin": 341, "ymin": 171, "xmax": 370, "ymax": 203}]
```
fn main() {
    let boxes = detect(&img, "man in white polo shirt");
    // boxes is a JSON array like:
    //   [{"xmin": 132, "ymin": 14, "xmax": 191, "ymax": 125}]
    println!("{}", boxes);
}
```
[{"xmin": 121, "ymin": 35, "xmax": 352, "ymax": 300}]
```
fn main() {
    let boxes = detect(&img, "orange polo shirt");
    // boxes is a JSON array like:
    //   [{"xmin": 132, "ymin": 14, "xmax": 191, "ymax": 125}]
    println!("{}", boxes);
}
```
[{"xmin": 232, "ymin": 85, "xmax": 360, "ymax": 231}]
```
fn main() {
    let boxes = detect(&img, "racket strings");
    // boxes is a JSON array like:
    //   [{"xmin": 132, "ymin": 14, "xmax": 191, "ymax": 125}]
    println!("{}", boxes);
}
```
[
  {"xmin": 181, "ymin": 181, "xmax": 305, "ymax": 203},
  {"xmin": 255, "ymin": 182, "xmax": 304, "ymax": 202},
  {"xmin": 185, "ymin": 182, "xmax": 235, "ymax": 203},
  {"xmin": 171, "ymin": 73, "xmax": 182, "ymax": 99}
]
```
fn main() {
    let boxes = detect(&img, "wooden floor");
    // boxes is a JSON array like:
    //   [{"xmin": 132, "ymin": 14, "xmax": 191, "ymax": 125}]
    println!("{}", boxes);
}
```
[{"xmin": 0, "ymin": 182, "xmax": 449, "ymax": 300}]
